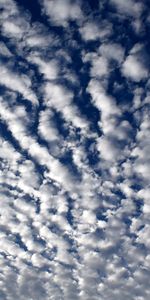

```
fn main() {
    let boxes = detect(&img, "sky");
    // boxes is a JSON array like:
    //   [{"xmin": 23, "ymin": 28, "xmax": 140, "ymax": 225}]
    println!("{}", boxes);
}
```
[{"xmin": 0, "ymin": 0, "xmax": 150, "ymax": 299}]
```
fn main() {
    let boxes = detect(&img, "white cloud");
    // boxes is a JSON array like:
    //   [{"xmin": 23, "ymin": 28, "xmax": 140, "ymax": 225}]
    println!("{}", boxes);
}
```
[
  {"xmin": 43, "ymin": 82, "xmax": 89, "ymax": 130},
  {"xmin": 0, "ymin": 0, "xmax": 18, "ymax": 20},
  {"xmin": 132, "ymin": 111, "xmax": 150, "ymax": 182},
  {"xmin": 0, "ymin": 42, "xmax": 13, "ymax": 57},
  {"xmin": 2, "ymin": 21, "xmax": 24, "ymax": 39},
  {"xmin": 0, "ymin": 138, "xmax": 21, "ymax": 162},
  {"xmin": 90, "ymin": 56, "xmax": 109, "ymax": 78},
  {"xmin": 99, "ymin": 42, "xmax": 125, "ymax": 63},
  {"xmin": 40, "ymin": 0, "xmax": 82, "ymax": 26},
  {"xmin": 79, "ymin": 21, "xmax": 112, "ymax": 41},
  {"xmin": 97, "ymin": 136, "xmax": 120, "ymax": 161},
  {"xmin": 122, "ymin": 54, "xmax": 148, "ymax": 82},
  {"xmin": 0, "ymin": 65, "xmax": 38, "ymax": 105},
  {"xmin": 87, "ymin": 80, "xmax": 120, "ymax": 117},
  {"xmin": 110, "ymin": 0, "xmax": 143, "ymax": 17},
  {"xmin": 38, "ymin": 109, "xmax": 60, "ymax": 142},
  {"xmin": 27, "ymin": 55, "xmax": 59, "ymax": 80},
  {"xmin": 43, "ymin": 82, "xmax": 72, "ymax": 109}
]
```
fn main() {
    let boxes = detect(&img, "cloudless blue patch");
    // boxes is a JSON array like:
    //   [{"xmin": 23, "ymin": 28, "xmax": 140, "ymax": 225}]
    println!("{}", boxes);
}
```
[{"xmin": 15, "ymin": 0, "xmax": 42, "ymax": 22}]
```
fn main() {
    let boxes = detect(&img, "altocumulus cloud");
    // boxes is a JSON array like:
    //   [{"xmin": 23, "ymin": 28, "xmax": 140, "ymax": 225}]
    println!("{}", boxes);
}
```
[{"xmin": 0, "ymin": 0, "xmax": 150, "ymax": 299}]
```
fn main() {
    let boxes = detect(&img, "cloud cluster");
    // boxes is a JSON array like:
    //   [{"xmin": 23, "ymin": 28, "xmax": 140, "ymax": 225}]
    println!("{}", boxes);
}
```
[
  {"xmin": 40, "ymin": 0, "xmax": 82, "ymax": 26},
  {"xmin": 0, "ymin": 0, "xmax": 150, "ymax": 299}
]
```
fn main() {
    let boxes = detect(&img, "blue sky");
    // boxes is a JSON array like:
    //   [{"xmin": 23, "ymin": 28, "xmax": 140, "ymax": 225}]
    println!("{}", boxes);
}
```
[{"xmin": 0, "ymin": 0, "xmax": 150, "ymax": 299}]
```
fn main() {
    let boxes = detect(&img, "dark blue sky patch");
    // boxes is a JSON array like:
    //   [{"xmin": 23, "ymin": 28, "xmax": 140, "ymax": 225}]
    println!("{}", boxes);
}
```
[{"xmin": 15, "ymin": 0, "xmax": 43, "ymax": 22}]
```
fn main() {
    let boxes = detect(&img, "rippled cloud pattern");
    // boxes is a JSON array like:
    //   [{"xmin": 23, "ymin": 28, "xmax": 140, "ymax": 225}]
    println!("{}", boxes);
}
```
[{"xmin": 0, "ymin": 0, "xmax": 150, "ymax": 299}]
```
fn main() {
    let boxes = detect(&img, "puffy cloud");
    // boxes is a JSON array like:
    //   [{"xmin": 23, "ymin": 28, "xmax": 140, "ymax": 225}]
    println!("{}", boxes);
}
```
[
  {"xmin": 38, "ymin": 109, "xmax": 61, "ymax": 142},
  {"xmin": 0, "ymin": 65, "xmax": 38, "ymax": 105},
  {"xmin": 27, "ymin": 55, "xmax": 59, "ymax": 80},
  {"xmin": 40, "ymin": 0, "xmax": 82, "ymax": 26},
  {"xmin": 132, "ymin": 110, "xmax": 150, "ymax": 182},
  {"xmin": 43, "ymin": 82, "xmax": 89, "ymax": 130},
  {"xmin": 122, "ymin": 54, "xmax": 148, "ymax": 82},
  {"xmin": 97, "ymin": 136, "xmax": 120, "ymax": 161},
  {"xmin": 79, "ymin": 20, "xmax": 112, "ymax": 41},
  {"xmin": 90, "ymin": 55, "xmax": 109, "ymax": 78},
  {"xmin": 109, "ymin": 0, "xmax": 143, "ymax": 17},
  {"xmin": 87, "ymin": 80, "xmax": 120, "ymax": 117},
  {"xmin": 99, "ymin": 42, "xmax": 125, "ymax": 63}
]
